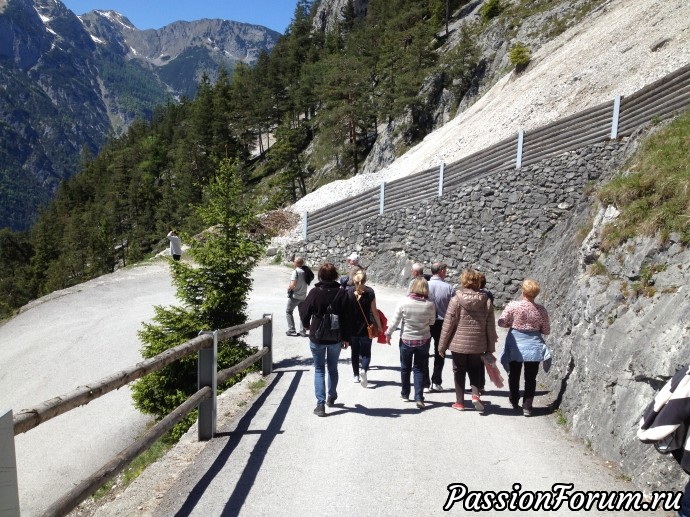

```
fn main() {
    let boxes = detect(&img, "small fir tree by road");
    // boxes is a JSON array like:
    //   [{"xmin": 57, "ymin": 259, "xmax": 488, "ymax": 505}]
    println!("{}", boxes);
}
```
[{"xmin": 132, "ymin": 158, "xmax": 266, "ymax": 441}]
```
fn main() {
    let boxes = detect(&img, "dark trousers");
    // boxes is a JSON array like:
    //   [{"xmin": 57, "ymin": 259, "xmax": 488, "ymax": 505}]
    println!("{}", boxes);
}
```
[
  {"xmin": 428, "ymin": 320, "xmax": 445, "ymax": 385},
  {"xmin": 350, "ymin": 335, "xmax": 372, "ymax": 375},
  {"xmin": 508, "ymin": 361, "xmax": 540, "ymax": 404},
  {"xmin": 680, "ymin": 478, "xmax": 690, "ymax": 517},
  {"xmin": 450, "ymin": 352, "xmax": 483, "ymax": 404}
]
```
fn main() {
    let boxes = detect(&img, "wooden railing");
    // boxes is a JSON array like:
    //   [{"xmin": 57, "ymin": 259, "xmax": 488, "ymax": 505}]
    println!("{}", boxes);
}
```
[
  {"xmin": 0, "ymin": 315, "xmax": 273, "ymax": 517},
  {"xmin": 302, "ymin": 62, "xmax": 690, "ymax": 238}
]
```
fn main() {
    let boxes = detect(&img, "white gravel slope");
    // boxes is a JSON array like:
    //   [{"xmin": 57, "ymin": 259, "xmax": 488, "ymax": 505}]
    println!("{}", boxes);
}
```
[{"xmin": 286, "ymin": 0, "xmax": 690, "ymax": 226}]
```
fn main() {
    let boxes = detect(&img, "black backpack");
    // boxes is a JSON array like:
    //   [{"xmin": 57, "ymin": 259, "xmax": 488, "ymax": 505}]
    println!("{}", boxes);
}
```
[
  {"xmin": 312, "ymin": 289, "xmax": 341, "ymax": 342},
  {"xmin": 302, "ymin": 265, "xmax": 315, "ymax": 285}
]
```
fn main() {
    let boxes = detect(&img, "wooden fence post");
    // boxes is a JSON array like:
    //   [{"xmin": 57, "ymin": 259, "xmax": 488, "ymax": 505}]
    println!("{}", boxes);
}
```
[
  {"xmin": 197, "ymin": 330, "xmax": 217, "ymax": 441},
  {"xmin": 262, "ymin": 313, "xmax": 273, "ymax": 375},
  {"xmin": 0, "ymin": 409, "xmax": 20, "ymax": 517},
  {"xmin": 438, "ymin": 163, "xmax": 445, "ymax": 197},
  {"xmin": 516, "ymin": 129, "xmax": 524, "ymax": 169},
  {"xmin": 610, "ymin": 95, "xmax": 621, "ymax": 139},
  {"xmin": 379, "ymin": 182, "xmax": 386, "ymax": 215}
]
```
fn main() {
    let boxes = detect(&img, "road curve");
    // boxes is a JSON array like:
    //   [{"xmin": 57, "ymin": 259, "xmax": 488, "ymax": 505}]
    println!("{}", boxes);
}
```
[{"xmin": 0, "ymin": 260, "xmax": 177, "ymax": 517}]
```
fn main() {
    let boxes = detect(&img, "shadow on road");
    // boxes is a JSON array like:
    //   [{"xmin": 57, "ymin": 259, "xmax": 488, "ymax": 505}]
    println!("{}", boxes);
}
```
[{"xmin": 173, "ymin": 370, "xmax": 302, "ymax": 517}]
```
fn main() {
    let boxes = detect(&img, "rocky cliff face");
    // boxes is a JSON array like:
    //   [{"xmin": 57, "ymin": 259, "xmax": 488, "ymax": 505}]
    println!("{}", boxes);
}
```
[
  {"xmin": 531, "ymin": 140, "xmax": 690, "ymax": 493},
  {"xmin": 312, "ymin": 0, "xmax": 370, "ymax": 32},
  {"xmin": 0, "ymin": 0, "xmax": 280, "ymax": 231}
]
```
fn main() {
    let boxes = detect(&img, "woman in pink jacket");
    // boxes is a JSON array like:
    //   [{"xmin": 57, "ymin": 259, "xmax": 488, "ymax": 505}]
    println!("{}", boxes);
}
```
[{"xmin": 438, "ymin": 269, "xmax": 497, "ymax": 413}]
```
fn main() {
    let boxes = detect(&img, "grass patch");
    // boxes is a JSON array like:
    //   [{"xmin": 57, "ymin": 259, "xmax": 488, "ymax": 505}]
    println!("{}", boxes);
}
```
[
  {"xmin": 587, "ymin": 260, "xmax": 607, "ymax": 276},
  {"xmin": 92, "ymin": 436, "xmax": 172, "ymax": 500},
  {"xmin": 122, "ymin": 438, "xmax": 172, "ymax": 485},
  {"xmin": 597, "ymin": 109, "xmax": 690, "ymax": 250},
  {"xmin": 249, "ymin": 378, "xmax": 267, "ymax": 394},
  {"xmin": 555, "ymin": 408, "xmax": 567, "ymax": 427},
  {"xmin": 271, "ymin": 249, "xmax": 283, "ymax": 264}
]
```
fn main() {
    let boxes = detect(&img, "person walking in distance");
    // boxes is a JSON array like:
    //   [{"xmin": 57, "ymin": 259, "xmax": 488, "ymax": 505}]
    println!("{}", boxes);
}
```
[
  {"xmin": 477, "ymin": 272, "xmax": 495, "ymax": 394},
  {"xmin": 167, "ymin": 230, "xmax": 182, "ymax": 261},
  {"xmin": 427, "ymin": 262, "xmax": 455, "ymax": 392},
  {"xmin": 299, "ymin": 263, "xmax": 352, "ymax": 417},
  {"xmin": 408, "ymin": 263, "xmax": 425, "ymax": 292},
  {"xmin": 343, "ymin": 252, "xmax": 363, "ymax": 286},
  {"xmin": 286, "ymin": 256, "xmax": 309, "ymax": 337}
]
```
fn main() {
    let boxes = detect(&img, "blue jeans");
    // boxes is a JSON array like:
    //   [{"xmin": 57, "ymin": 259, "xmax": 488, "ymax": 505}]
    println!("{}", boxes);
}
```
[
  {"xmin": 400, "ymin": 342, "xmax": 429, "ymax": 402},
  {"xmin": 350, "ymin": 335, "xmax": 372, "ymax": 376},
  {"xmin": 680, "ymin": 479, "xmax": 690, "ymax": 517},
  {"xmin": 310, "ymin": 341, "xmax": 342, "ymax": 405}
]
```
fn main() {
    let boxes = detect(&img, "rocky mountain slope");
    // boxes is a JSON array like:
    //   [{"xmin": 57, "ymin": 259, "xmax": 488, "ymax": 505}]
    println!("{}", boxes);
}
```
[
  {"xmin": 0, "ymin": 0, "xmax": 279, "ymax": 231},
  {"xmin": 278, "ymin": 0, "xmax": 690, "ymax": 492}
]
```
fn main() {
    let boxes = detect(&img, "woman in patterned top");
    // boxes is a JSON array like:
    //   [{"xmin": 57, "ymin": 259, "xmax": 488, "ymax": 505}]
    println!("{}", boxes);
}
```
[{"xmin": 498, "ymin": 279, "xmax": 550, "ymax": 416}]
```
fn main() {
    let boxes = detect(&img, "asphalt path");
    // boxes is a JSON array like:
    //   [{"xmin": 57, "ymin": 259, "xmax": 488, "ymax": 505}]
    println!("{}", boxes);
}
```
[
  {"xmin": 151, "ymin": 265, "xmax": 670, "ymax": 517},
  {"xmin": 0, "ymin": 260, "xmax": 177, "ymax": 517},
  {"xmin": 1, "ymin": 262, "xmax": 671, "ymax": 516}
]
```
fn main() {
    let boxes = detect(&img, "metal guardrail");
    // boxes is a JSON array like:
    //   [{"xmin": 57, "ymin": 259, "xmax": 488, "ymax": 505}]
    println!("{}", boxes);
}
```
[
  {"xmin": 303, "ymin": 62, "xmax": 690, "ymax": 238},
  {"xmin": 1, "ymin": 314, "xmax": 273, "ymax": 517}
]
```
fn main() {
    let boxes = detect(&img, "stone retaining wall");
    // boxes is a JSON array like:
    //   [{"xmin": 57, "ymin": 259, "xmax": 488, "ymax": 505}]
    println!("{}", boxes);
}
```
[{"xmin": 286, "ymin": 140, "xmax": 631, "ymax": 306}]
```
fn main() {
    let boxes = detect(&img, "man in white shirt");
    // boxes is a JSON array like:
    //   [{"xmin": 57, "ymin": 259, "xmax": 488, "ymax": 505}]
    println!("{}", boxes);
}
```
[
  {"xmin": 167, "ymin": 230, "xmax": 182, "ymax": 261},
  {"xmin": 286, "ymin": 256, "xmax": 309, "ymax": 336}
]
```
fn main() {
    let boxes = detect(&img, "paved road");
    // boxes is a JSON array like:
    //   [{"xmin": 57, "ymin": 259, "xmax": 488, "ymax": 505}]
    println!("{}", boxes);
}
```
[
  {"xmin": 0, "ymin": 260, "xmax": 177, "ymax": 517},
  {"xmin": 1, "ymin": 262, "xmax": 672, "ymax": 516},
  {"xmin": 149, "ymin": 265, "xmax": 670, "ymax": 517}
]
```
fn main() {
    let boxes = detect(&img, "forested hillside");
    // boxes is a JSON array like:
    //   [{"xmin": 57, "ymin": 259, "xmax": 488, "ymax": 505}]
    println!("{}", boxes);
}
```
[
  {"xmin": 0, "ymin": 0, "xmax": 279, "ymax": 232},
  {"xmin": 0, "ymin": 0, "xmax": 605, "ymax": 318}
]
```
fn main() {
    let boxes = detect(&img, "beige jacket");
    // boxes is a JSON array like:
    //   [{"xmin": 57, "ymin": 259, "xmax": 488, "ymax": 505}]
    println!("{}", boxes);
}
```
[{"xmin": 438, "ymin": 288, "xmax": 497, "ymax": 355}]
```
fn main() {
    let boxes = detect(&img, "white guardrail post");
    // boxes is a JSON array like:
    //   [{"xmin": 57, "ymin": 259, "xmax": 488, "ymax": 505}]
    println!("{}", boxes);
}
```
[
  {"xmin": 0, "ymin": 409, "xmax": 20, "ymax": 517},
  {"xmin": 198, "ymin": 330, "xmax": 218, "ymax": 441},
  {"xmin": 379, "ymin": 182, "xmax": 385, "ymax": 215},
  {"xmin": 610, "ymin": 95, "xmax": 621, "ymax": 139},
  {"xmin": 516, "ymin": 129, "xmax": 524, "ymax": 169},
  {"xmin": 438, "ymin": 163, "xmax": 445, "ymax": 197},
  {"xmin": 302, "ymin": 211, "xmax": 308, "ymax": 240}
]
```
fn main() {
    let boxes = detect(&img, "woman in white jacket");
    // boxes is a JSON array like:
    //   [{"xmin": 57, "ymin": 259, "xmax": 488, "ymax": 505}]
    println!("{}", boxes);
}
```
[{"xmin": 385, "ymin": 278, "xmax": 436, "ymax": 409}]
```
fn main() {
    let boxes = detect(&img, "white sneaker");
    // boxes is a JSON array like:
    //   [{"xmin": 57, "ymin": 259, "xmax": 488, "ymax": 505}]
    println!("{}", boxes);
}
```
[
  {"xmin": 353, "ymin": 375, "xmax": 360, "ymax": 383},
  {"xmin": 360, "ymin": 370, "xmax": 368, "ymax": 388},
  {"xmin": 432, "ymin": 383, "xmax": 443, "ymax": 392}
]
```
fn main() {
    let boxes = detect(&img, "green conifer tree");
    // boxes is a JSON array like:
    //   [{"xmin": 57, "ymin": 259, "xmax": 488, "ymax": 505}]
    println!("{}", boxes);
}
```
[{"xmin": 132, "ymin": 158, "xmax": 266, "ymax": 441}]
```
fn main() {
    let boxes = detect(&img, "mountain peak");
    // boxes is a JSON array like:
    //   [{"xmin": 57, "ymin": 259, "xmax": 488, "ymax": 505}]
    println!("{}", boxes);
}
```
[{"xmin": 90, "ymin": 9, "xmax": 136, "ymax": 31}]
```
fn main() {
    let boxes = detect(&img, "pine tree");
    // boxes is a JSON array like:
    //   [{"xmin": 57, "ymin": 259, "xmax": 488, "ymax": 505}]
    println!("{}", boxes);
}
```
[{"xmin": 132, "ymin": 158, "xmax": 266, "ymax": 441}]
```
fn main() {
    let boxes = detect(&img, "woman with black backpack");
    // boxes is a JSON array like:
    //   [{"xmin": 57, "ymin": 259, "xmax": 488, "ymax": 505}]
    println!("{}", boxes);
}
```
[{"xmin": 299, "ymin": 263, "xmax": 353, "ymax": 417}]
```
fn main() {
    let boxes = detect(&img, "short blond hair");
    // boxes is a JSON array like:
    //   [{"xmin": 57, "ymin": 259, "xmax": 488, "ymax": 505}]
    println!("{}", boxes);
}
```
[
  {"xmin": 409, "ymin": 277, "xmax": 429, "ymax": 297},
  {"xmin": 460, "ymin": 269, "xmax": 482, "ymax": 290},
  {"xmin": 522, "ymin": 278, "xmax": 541, "ymax": 299}
]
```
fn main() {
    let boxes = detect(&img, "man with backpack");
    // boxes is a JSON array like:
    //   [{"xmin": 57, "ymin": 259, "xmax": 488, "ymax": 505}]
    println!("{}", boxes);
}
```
[{"xmin": 286, "ymin": 256, "xmax": 313, "ymax": 336}]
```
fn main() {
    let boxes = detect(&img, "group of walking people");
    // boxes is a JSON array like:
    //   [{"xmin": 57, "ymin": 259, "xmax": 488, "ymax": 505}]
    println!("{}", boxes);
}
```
[{"xmin": 287, "ymin": 254, "xmax": 551, "ymax": 417}]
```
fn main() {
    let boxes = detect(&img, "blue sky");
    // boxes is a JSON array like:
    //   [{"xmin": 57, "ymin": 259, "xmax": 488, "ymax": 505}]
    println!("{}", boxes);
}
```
[{"xmin": 60, "ymin": 0, "xmax": 298, "ymax": 34}]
